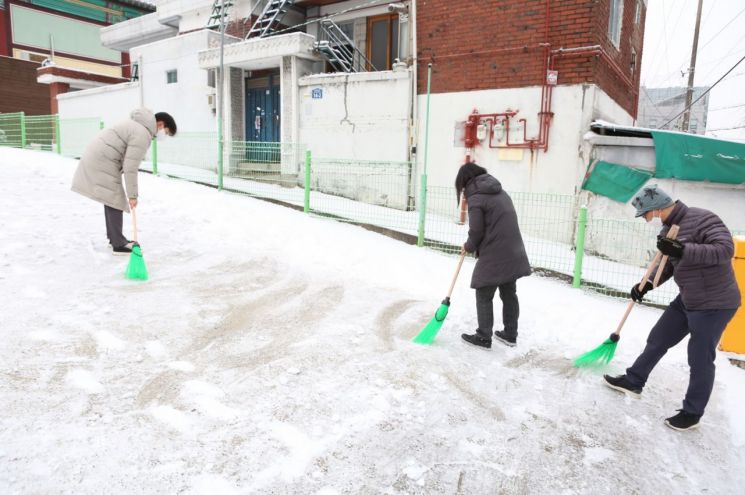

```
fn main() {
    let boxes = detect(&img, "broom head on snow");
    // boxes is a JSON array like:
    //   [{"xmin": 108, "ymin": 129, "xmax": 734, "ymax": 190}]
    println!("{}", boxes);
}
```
[
  {"xmin": 412, "ymin": 297, "xmax": 451, "ymax": 345},
  {"xmin": 574, "ymin": 333, "xmax": 620, "ymax": 367},
  {"xmin": 125, "ymin": 244, "xmax": 148, "ymax": 281}
]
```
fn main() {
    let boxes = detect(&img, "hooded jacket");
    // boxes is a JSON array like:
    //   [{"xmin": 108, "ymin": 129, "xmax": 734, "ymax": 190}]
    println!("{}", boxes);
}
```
[
  {"xmin": 71, "ymin": 108, "xmax": 157, "ymax": 212},
  {"xmin": 463, "ymin": 174, "xmax": 531, "ymax": 288}
]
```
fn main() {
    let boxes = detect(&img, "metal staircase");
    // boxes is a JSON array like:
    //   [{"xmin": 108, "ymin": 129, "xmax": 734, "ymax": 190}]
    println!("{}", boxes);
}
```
[
  {"xmin": 206, "ymin": 0, "xmax": 234, "ymax": 30},
  {"xmin": 246, "ymin": 0, "xmax": 295, "ymax": 39},
  {"xmin": 314, "ymin": 19, "xmax": 376, "ymax": 73}
]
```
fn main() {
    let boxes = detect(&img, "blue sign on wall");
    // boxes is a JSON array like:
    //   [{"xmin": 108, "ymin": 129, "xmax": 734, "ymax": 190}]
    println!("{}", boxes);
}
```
[{"xmin": 311, "ymin": 88, "xmax": 323, "ymax": 99}]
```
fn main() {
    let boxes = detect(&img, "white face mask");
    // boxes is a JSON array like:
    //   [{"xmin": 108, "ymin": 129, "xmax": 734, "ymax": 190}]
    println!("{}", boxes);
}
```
[
  {"xmin": 156, "ymin": 128, "xmax": 168, "ymax": 141},
  {"xmin": 649, "ymin": 212, "xmax": 663, "ymax": 228}
]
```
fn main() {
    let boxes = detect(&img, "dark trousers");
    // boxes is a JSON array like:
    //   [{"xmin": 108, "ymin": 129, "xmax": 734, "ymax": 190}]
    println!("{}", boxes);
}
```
[
  {"xmin": 104, "ymin": 205, "xmax": 128, "ymax": 248},
  {"xmin": 475, "ymin": 281, "xmax": 519, "ymax": 340},
  {"xmin": 626, "ymin": 295, "xmax": 737, "ymax": 416}
]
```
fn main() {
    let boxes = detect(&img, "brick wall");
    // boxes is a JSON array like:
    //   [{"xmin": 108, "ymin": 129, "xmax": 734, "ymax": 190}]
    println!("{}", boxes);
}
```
[
  {"xmin": 0, "ymin": 56, "xmax": 51, "ymax": 115},
  {"xmin": 416, "ymin": 0, "xmax": 645, "ymax": 116}
]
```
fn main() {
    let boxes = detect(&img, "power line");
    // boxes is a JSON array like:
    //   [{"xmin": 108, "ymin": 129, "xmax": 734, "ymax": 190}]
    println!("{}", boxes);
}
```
[
  {"xmin": 706, "ymin": 124, "xmax": 745, "ymax": 131},
  {"xmin": 709, "ymin": 102, "xmax": 745, "ymax": 111},
  {"xmin": 661, "ymin": 53, "xmax": 745, "ymax": 128},
  {"xmin": 698, "ymin": 5, "xmax": 745, "ymax": 51}
]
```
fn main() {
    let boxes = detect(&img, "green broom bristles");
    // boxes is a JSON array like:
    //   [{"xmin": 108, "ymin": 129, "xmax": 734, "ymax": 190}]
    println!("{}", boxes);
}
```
[
  {"xmin": 574, "ymin": 333, "xmax": 620, "ymax": 368},
  {"xmin": 412, "ymin": 299, "xmax": 450, "ymax": 345},
  {"xmin": 125, "ymin": 245, "xmax": 148, "ymax": 281}
]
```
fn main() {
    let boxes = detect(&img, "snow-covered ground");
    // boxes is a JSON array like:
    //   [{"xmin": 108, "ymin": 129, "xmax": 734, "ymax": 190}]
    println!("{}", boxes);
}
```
[{"xmin": 1, "ymin": 147, "xmax": 744, "ymax": 494}]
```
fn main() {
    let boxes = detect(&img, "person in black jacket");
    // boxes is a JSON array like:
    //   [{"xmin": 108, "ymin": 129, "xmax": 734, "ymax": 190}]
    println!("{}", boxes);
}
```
[{"xmin": 456, "ymin": 163, "xmax": 532, "ymax": 349}]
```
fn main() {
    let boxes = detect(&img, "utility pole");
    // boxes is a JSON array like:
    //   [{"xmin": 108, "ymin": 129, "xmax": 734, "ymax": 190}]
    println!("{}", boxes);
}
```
[{"xmin": 681, "ymin": 0, "xmax": 704, "ymax": 133}]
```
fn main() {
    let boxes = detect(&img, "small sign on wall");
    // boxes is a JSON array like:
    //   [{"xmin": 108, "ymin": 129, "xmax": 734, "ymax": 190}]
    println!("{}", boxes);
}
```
[
  {"xmin": 546, "ymin": 70, "xmax": 558, "ymax": 86},
  {"xmin": 311, "ymin": 88, "xmax": 323, "ymax": 99}
]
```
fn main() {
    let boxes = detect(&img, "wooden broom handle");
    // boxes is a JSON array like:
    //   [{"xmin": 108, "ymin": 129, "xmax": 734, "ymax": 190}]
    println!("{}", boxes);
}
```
[
  {"xmin": 131, "ymin": 207, "xmax": 138, "ymax": 243},
  {"xmin": 446, "ymin": 251, "xmax": 467, "ymax": 299},
  {"xmin": 614, "ymin": 224, "xmax": 681, "ymax": 336}
]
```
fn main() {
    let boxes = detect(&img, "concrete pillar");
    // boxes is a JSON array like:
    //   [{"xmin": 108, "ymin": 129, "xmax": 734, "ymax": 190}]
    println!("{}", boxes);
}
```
[{"xmin": 281, "ymin": 55, "xmax": 314, "ymax": 177}]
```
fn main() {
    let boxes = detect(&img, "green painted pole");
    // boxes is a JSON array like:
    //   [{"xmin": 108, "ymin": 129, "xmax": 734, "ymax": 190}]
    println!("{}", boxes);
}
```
[
  {"xmin": 20, "ymin": 112, "xmax": 26, "ymax": 148},
  {"xmin": 151, "ymin": 138, "xmax": 158, "ymax": 175},
  {"xmin": 572, "ymin": 205, "xmax": 588, "ymax": 288},
  {"xmin": 55, "ymin": 115, "xmax": 61, "ymax": 154},
  {"xmin": 217, "ymin": 0, "xmax": 225, "ymax": 191},
  {"xmin": 304, "ymin": 150, "xmax": 311, "ymax": 213},
  {"xmin": 100, "ymin": 120, "xmax": 104, "ymax": 130},
  {"xmin": 417, "ymin": 63, "xmax": 433, "ymax": 247}
]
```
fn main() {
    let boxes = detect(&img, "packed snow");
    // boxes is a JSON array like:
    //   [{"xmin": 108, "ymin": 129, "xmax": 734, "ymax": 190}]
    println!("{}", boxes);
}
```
[{"xmin": 1, "ymin": 147, "xmax": 743, "ymax": 494}]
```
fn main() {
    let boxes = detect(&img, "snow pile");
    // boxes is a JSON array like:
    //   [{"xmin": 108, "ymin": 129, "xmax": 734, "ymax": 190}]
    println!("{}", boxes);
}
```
[{"xmin": 1, "ymin": 148, "xmax": 743, "ymax": 494}]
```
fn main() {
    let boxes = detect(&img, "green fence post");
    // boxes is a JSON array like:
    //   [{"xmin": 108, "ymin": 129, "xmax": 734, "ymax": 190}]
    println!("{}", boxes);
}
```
[
  {"xmin": 304, "ymin": 150, "xmax": 311, "ymax": 213},
  {"xmin": 99, "ymin": 120, "xmax": 104, "ymax": 130},
  {"xmin": 417, "ymin": 63, "xmax": 433, "ymax": 248},
  {"xmin": 151, "ymin": 138, "xmax": 158, "ymax": 175},
  {"xmin": 218, "ymin": 137, "xmax": 224, "ymax": 191},
  {"xmin": 417, "ymin": 174, "xmax": 427, "ymax": 247},
  {"xmin": 572, "ymin": 205, "xmax": 588, "ymax": 288},
  {"xmin": 55, "ymin": 115, "xmax": 61, "ymax": 154},
  {"xmin": 20, "ymin": 112, "xmax": 26, "ymax": 149}
]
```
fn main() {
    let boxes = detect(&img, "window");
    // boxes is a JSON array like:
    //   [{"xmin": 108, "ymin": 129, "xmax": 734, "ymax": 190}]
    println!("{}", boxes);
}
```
[
  {"xmin": 635, "ymin": 0, "xmax": 642, "ymax": 25},
  {"xmin": 131, "ymin": 62, "xmax": 139, "ymax": 81},
  {"xmin": 630, "ymin": 48, "xmax": 637, "ymax": 75},
  {"xmin": 608, "ymin": 0, "xmax": 623, "ymax": 48},
  {"xmin": 166, "ymin": 70, "xmax": 178, "ymax": 84},
  {"xmin": 649, "ymin": 119, "xmax": 657, "ymax": 128},
  {"xmin": 367, "ymin": 14, "xmax": 399, "ymax": 71},
  {"xmin": 207, "ymin": 69, "xmax": 216, "ymax": 88}
]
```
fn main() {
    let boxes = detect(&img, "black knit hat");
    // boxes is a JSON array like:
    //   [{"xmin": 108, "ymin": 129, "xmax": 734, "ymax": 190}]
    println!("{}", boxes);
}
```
[{"xmin": 455, "ymin": 162, "xmax": 487, "ymax": 204}]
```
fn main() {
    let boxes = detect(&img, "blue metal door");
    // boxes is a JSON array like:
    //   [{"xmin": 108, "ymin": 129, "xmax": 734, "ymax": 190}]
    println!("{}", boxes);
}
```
[{"xmin": 246, "ymin": 75, "xmax": 280, "ymax": 142}]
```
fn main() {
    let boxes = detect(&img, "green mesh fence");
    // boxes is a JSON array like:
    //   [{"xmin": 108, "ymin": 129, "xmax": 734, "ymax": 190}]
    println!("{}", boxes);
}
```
[
  {"xmin": 306, "ymin": 158, "xmax": 417, "ymax": 234},
  {"xmin": 141, "ymin": 132, "xmax": 220, "ymax": 186},
  {"xmin": 25, "ymin": 115, "xmax": 58, "ymax": 152},
  {"xmin": 0, "ymin": 112, "xmax": 24, "ymax": 148},
  {"xmin": 59, "ymin": 117, "xmax": 102, "ymax": 158}
]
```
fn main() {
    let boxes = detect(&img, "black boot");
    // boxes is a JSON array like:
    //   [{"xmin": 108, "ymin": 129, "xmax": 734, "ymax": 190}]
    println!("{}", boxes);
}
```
[
  {"xmin": 603, "ymin": 374, "xmax": 642, "ymax": 397},
  {"xmin": 494, "ymin": 330, "xmax": 516, "ymax": 347},
  {"xmin": 665, "ymin": 410, "xmax": 701, "ymax": 431},
  {"xmin": 461, "ymin": 333, "xmax": 491, "ymax": 349}
]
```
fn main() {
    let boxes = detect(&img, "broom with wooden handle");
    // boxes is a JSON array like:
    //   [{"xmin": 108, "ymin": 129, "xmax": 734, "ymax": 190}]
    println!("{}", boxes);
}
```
[
  {"xmin": 574, "ymin": 224, "xmax": 679, "ymax": 367},
  {"xmin": 413, "ymin": 251, "xmax": 467, "ymax": 345},
  {"xmin": 125, "ymin": 207, "xmax": 148, "ymax": 281}
]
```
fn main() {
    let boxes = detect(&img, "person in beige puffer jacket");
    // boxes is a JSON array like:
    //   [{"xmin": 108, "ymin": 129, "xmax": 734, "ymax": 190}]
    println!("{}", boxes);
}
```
[{"xmin": 71, "ymin": 108, "xmax": 176, "ymax": 254}]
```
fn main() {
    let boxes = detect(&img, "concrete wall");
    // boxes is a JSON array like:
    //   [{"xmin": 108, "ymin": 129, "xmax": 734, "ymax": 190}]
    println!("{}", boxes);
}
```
[{"xmin": 298, "ymin": 69, "xmax": 411, "ymax": 162}]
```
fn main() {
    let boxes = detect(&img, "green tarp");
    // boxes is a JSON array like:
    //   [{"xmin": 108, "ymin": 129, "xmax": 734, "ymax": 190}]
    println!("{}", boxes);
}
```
[
  {"xmin": 583, "ymin": 130, "xmax": 745, "ymax": 203},
  {"xmin": 651, "ymin": 131, "xmax": 745, "ymax": 184},
  {"xmin": 581, "ymin": 161, "xmax": 653, "ymax": 203}
]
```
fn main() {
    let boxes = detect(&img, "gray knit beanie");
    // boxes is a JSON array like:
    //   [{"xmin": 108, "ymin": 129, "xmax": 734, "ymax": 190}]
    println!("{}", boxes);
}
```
[{"xmin": 631, "ymin": 185, "xmax": 675, "ymax": 218}]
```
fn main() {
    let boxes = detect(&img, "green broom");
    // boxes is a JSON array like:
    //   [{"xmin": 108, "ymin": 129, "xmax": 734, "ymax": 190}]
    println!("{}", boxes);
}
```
[
  {"xmin": 125, "ymin": 207, "xmax": 148, "ymax": 281},
  {"xmin": 574, "ymin": 225, "xmax": 679, "ymax": 367},
  {"xmin": 413, "ymin": 252, "xmax": 466, "ymax": 345}
]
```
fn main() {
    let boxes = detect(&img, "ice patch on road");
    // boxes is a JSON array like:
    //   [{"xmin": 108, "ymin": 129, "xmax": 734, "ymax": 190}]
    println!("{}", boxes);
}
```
[
  {"xmin": 188, "ymin": 474, "xmax": 240, "ymax": 495},
  {"xmin": 65, "ymin": 369, "xmax": 103, "ymax": 394},
  {"xmin": 583, "ymin": 446, "xmax": 615, "ymax": 465},
  {"xmin": 145, "ymin": 340, "xmax": 167, "ymax": 358},
  {"xmin": 167, "ymin": 360, "xmax": 195, "ymax": 372},
  {"xmin": 150, "ymin": 405, "xmax": 190, "ymax": 431}
]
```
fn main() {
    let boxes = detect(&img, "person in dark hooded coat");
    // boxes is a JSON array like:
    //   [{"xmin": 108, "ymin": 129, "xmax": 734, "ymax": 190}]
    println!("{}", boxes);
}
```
[{"xmin": 456, "ymin": 163, "xmax": 531, "ymax": 349}]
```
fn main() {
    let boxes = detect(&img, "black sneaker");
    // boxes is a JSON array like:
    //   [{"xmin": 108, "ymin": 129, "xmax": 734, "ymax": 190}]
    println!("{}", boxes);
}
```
[
  {"xmin": 603, "ymin": 374, "xmax": 642, "ymax": 397},
  {"xmin": 461, "ymin": 333, "xmax": 491, "ymax": 349},
  {"xmin": 665, "ymin": 410, "xmax": 701, "ymax": 431},
  {"xmin": 494, "ymin": 330, "xmax": 517, "ymax": 347},
  {"xmin": 112, "ymin": 241, "xmax": 139, "ymax": 256}
]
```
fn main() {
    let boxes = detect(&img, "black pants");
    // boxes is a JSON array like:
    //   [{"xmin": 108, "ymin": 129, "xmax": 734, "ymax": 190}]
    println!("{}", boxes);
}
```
[
  {"xmin": 475, "ymin": 281, "xmax": 519, "ymax": 340},
  {"xmin": 104, "ymin": 205, "xmax": 128, "ymax": 248},
  {"xmin": 626, "ymin": 295, "xmax": 737, "ymax": 416}
]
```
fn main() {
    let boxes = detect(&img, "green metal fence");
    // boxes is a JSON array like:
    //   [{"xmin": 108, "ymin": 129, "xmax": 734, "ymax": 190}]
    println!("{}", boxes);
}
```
[
  {"xmin": 0, "ymin": 112, "xmax": 25, "ymax": 148},
  {"xmin": 6, "ymin": 113, "xmax": 735, "ymax": 306}
]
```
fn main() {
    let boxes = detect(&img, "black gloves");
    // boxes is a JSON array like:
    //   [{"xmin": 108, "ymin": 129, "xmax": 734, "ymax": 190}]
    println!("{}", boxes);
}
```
[
  {"xmin": 630, "ymin": 281, "xmax": 653, "ymax": 302},
  {"xmin": 657, "ymin": 236, "xmax": 684, "ymax": 258}
]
